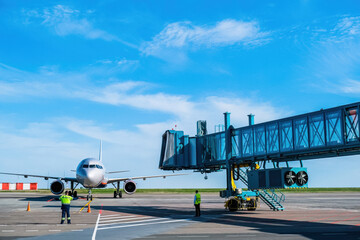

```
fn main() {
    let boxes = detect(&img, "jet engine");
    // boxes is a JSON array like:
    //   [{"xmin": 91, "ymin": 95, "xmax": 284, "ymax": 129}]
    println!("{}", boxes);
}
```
[
  {"xmin": 50, "ymin": 180, "xmax": 64, "ymax": 195},
  {"xmin": 123, "ymin": 180, "xmax": 136, "ymax": 194}
]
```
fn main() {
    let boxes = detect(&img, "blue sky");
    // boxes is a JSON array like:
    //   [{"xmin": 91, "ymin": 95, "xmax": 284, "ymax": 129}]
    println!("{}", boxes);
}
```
[{"xmin": 1, "ymin": 0, "xmax": 360, "ymax": 189}]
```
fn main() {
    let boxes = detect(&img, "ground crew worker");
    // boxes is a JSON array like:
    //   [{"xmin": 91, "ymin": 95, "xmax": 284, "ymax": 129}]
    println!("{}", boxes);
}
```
[
  {"xmin": 59, "ymin": 191, "xmax": 73, "ymax": 224},
  {"xmin": 194, "ymin": 190, "xmax": 201, "ymax": 217}
]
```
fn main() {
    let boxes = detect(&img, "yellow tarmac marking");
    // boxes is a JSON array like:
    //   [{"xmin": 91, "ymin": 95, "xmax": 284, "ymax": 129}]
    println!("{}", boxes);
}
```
[{"xmin": 78, "ymin": 200, "xmax": 92, "ymax": 213}]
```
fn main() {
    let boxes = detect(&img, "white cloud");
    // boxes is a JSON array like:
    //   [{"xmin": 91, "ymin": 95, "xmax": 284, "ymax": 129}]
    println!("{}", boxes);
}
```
[
  {"xmin": 294, "ymin": 16, "xmax": 360, "ymax": 95},
  {"xmin": 0, "ymin": 62, "xmax": 286, "ymax": 124},
  {"xmin": 79, "ymin": 85, "xmax": 195, "ymax": 117},
  {"xmin": 141, "ymin": 19, "xmax": 270, "ymax": 59},
  {"xmin": 332, "ymin": 16, "xmax": 360, "ymax": 38},
  {"xmin": 96, "ymin": 58, "xmax": 140, "ymax": 72},
  {"xmin": 23, "ymin": 5, "xmax": 137, "ymax": 48},
  {"xmin": 339, "ymin": 79, "xmax": 360, "ymax": 93}
]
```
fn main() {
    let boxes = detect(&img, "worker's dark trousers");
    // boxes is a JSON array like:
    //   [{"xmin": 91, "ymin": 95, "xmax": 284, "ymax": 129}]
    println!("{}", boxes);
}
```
[
  {"xmin": 61, "ymin": 204, "xmax": 71, "ymax": 224},
  {"xmin": 195, "ymin": 204, "xmax": 201, "ymax": 217}
]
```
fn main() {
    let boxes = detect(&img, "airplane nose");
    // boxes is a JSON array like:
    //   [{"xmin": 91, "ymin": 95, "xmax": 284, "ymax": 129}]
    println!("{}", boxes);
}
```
[{"xmin": 84, "ymin": 170, "xmax": 102, "ymax": 187}]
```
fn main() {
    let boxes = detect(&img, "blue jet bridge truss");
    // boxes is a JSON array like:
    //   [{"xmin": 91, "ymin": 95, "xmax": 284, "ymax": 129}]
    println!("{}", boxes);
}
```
[
  {"xmin": 160, "ymin": 102, "xmax": 360, "ymax": 171},
  {"xmin": 159, "ymin": 102, "xmax": 360, "ymax": 209}
]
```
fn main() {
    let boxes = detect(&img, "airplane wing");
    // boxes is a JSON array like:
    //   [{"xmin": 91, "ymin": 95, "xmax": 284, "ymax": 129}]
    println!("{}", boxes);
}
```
[
  {"xmin": 106, "ymin": 170, "xmax": 130, "ymax": 174},
  {"xmin": 0, "ymin": 172, "xmax": 78, "ymax": 182},
  {"xmin": 107, "ymin": 173, "xmax": 187, "ymax": 184}
]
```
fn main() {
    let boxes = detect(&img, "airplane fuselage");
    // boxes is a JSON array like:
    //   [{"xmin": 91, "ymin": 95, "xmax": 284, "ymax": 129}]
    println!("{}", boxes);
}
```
[{"xmin": 76, "ymin": 158, "xmax": 107, "ymax": 188}]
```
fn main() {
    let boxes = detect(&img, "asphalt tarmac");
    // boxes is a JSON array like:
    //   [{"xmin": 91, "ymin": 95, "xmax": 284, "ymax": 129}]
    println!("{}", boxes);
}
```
[{"xmin": 1, "ymin": 192, "xmax": 360, "ymax": 239}]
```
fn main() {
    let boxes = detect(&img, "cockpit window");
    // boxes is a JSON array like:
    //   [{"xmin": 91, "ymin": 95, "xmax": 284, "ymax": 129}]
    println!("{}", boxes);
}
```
[
  {"xmin": 89, "ymin": 164, "xmax": 96, "ymax": 168},
  {"xmin": 96, "ymin": 165, "xmax": 103, "ymax": 169},
  {"xmin": 82, "ymin": 164, "xmax": 89, "ymax": 168}
]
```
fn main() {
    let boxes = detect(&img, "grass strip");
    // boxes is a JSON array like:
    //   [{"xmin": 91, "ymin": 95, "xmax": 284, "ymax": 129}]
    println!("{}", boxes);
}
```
[{"xmin": 2, "ymin": 188, "xmax": 360, "ymax": 194}]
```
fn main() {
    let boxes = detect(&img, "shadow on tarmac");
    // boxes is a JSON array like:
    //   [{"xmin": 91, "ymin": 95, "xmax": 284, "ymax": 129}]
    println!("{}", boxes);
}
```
[
  {"xmin": 90, "ymin": 205, "xmax": 360, "ymax": 240},
  {"xmin": 14, "ymin": 195, "xmax": 360, "ymax": 240}
]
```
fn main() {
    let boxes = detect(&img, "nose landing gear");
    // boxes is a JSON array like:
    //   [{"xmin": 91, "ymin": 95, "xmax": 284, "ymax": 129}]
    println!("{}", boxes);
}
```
[{"xmin": 87, "ymin": 189, "xmax": 93, "ymax": 201}]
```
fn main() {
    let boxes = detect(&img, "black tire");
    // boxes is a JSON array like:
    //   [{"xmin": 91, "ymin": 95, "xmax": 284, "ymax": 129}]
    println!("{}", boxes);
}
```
[
  {"xmin": 87, "ymin": 195, "xmax": 89, "ymax": 201},
  {"xmin": 73, "ymin": 191, "xmax": 78, "ymax": 198},
  {"xmin": 247, "ymin": 199, "xmax": 257, "ymax": 211},
  {"xmin": 90, "ymin": 195, "xmax": 93, "ymax": 201},
  {"xmin": 227, "ymin": 198, "xmax": 239, "ymax": 212},
  {"xmin": 114, "ymin": 191, "xmax": 117, "ymax": 198},
  {"xmin": 119, "ymin": 191, "xmax": 122, "ymax": 198}
]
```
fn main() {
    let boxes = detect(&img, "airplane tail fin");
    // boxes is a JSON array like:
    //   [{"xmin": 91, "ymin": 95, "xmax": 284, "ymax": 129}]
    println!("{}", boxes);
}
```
[{"xmin": 99, "ymin": 140, "xmax": 102, "ymax": 161}]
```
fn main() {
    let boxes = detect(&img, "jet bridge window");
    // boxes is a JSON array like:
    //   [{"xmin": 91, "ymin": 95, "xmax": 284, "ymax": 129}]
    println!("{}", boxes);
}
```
[
  {"xmin": 96, "ymin": 165, "xmax": 103, "ymax": 169},
  {"xmin": 90, "ymin": 165, "xmax": 96, "ymax": 168},
  {"xmin": 82, "ymin": 164, "xmax": 89, "ymax": 168}
]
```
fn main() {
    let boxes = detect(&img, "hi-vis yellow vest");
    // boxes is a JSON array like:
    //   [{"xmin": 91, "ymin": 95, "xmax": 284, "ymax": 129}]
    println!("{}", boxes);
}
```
[
  {"xmin": 195, "ymin": 193, "xmax": 201, "ymax": 204},
  {"xmin": 59, "ymin": 195, "xmax": 73, "ymax": 205}
]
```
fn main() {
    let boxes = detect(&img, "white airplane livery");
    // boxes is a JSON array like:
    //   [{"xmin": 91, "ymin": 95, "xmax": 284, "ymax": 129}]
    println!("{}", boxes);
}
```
[{"xmin": 0, "ymin": 142, "xmax": 183, "ymax": 200}]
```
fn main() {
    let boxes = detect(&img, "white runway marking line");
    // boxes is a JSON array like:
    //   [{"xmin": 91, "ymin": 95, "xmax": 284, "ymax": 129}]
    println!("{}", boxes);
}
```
[
  {"xmin": 100, "ymin": 215, "xmax": 141, "ymax": 220},
  {"xmin": 100, "ymin": 213, "xmax": 132, "ymax": 218},
  {"xmin": 72, "ymin": 229, "xmax": 84, "ymax": 232},
  {"xmin": 92, "ymin": 213, "xmax": 101, "ymax": 240},
  {"xmin": 98, "ymin": 218, "xmax": 190, "ymax": 231},
  {"xmin": 26, "ymin": 230, "xmax": 39, "ymax": 232},
  {"xmin": 49, "ymin": 229, "xmax": 61, "ymax": 232},
  {"xmin": 99, "ymin": 216, "xmax": 153, "ymax": 224},
  {"xmin": 98, "ymin": 217, "xmax": 168, "ymax": 228},
  {"xmin": 2, "ymin": 230, "xmax": 14, "ymax": 232}
]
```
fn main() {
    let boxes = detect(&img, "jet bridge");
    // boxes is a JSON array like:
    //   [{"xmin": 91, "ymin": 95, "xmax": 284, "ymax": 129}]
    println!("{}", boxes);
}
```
[{"xmin": 159, "ymin": 102, "xmax": 360, "ymax": 210}]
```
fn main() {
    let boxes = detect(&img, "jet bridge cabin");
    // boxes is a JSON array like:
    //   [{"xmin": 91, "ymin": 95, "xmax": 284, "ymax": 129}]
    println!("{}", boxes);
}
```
[{"xmin": 159, "ymin": 102, "xmax": 360, "ymax": 211}]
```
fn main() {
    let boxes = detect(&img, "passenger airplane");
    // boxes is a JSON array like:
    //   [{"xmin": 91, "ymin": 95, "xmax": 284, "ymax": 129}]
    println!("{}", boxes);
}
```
[{"xmin": 0, "ymin": 142, "xmax": 184, "ymax": 200}]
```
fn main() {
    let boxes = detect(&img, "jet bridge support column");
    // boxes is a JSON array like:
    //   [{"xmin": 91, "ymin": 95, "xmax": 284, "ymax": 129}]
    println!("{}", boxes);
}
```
[{"xmin": 224, "ymin": 112, "xmax": 232, "ymax": 198}]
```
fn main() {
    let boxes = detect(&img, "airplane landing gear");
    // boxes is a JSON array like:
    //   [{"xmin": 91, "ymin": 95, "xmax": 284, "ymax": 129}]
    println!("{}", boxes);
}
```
[
  {"xmin": 112, "ymin": 182, "xmax": 122, "ymax": 198},
  {"xmin": 70, "ymin": 190, "xmax": 78, "ymax": 198},
  {"xmin": 113, "ymin": 190, "xmax": 122, "ymax": 198},
  {"xmin": 70, "ymin": 182, "xmax": 79, "ymax": 198},
  {"xmin": 87, "ymin": 189, "xmax": 93, "ymax": 201}
]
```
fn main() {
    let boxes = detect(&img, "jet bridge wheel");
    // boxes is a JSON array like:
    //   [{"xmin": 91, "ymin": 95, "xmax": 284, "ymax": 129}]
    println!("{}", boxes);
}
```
[
  {"xmin": 296, "ymin": 171, "xmax": 308, "ymax": 186},
  {"xmin": 227, "ymin": 198, "xmax": 239, "ymax": 212},
  {"xmin": 284, "ymin": 171, "xmax": 297, "ymax": 186},
  {"xmin": 247, "ymin": 198, "xmax": 257, "ymax": 211}
]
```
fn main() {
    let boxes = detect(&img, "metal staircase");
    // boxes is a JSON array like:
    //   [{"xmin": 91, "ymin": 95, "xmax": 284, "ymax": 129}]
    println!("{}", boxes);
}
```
[{"xmin": 238, "ymin": 168, "xmax": 285, "ymax": 211}]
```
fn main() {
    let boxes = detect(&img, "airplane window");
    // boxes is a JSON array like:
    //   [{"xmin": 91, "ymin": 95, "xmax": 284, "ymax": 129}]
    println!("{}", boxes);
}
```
[
  {"xmin": 90, "ymin": 165, "xmax": 96, "ymax": 168},
  {"xmin": 83, "ymin": 165, "xmax": 89, "ymax": 168},
  {"xmin": 96, "ymin": 165, "xmax": 103, "ymax": 169}
]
